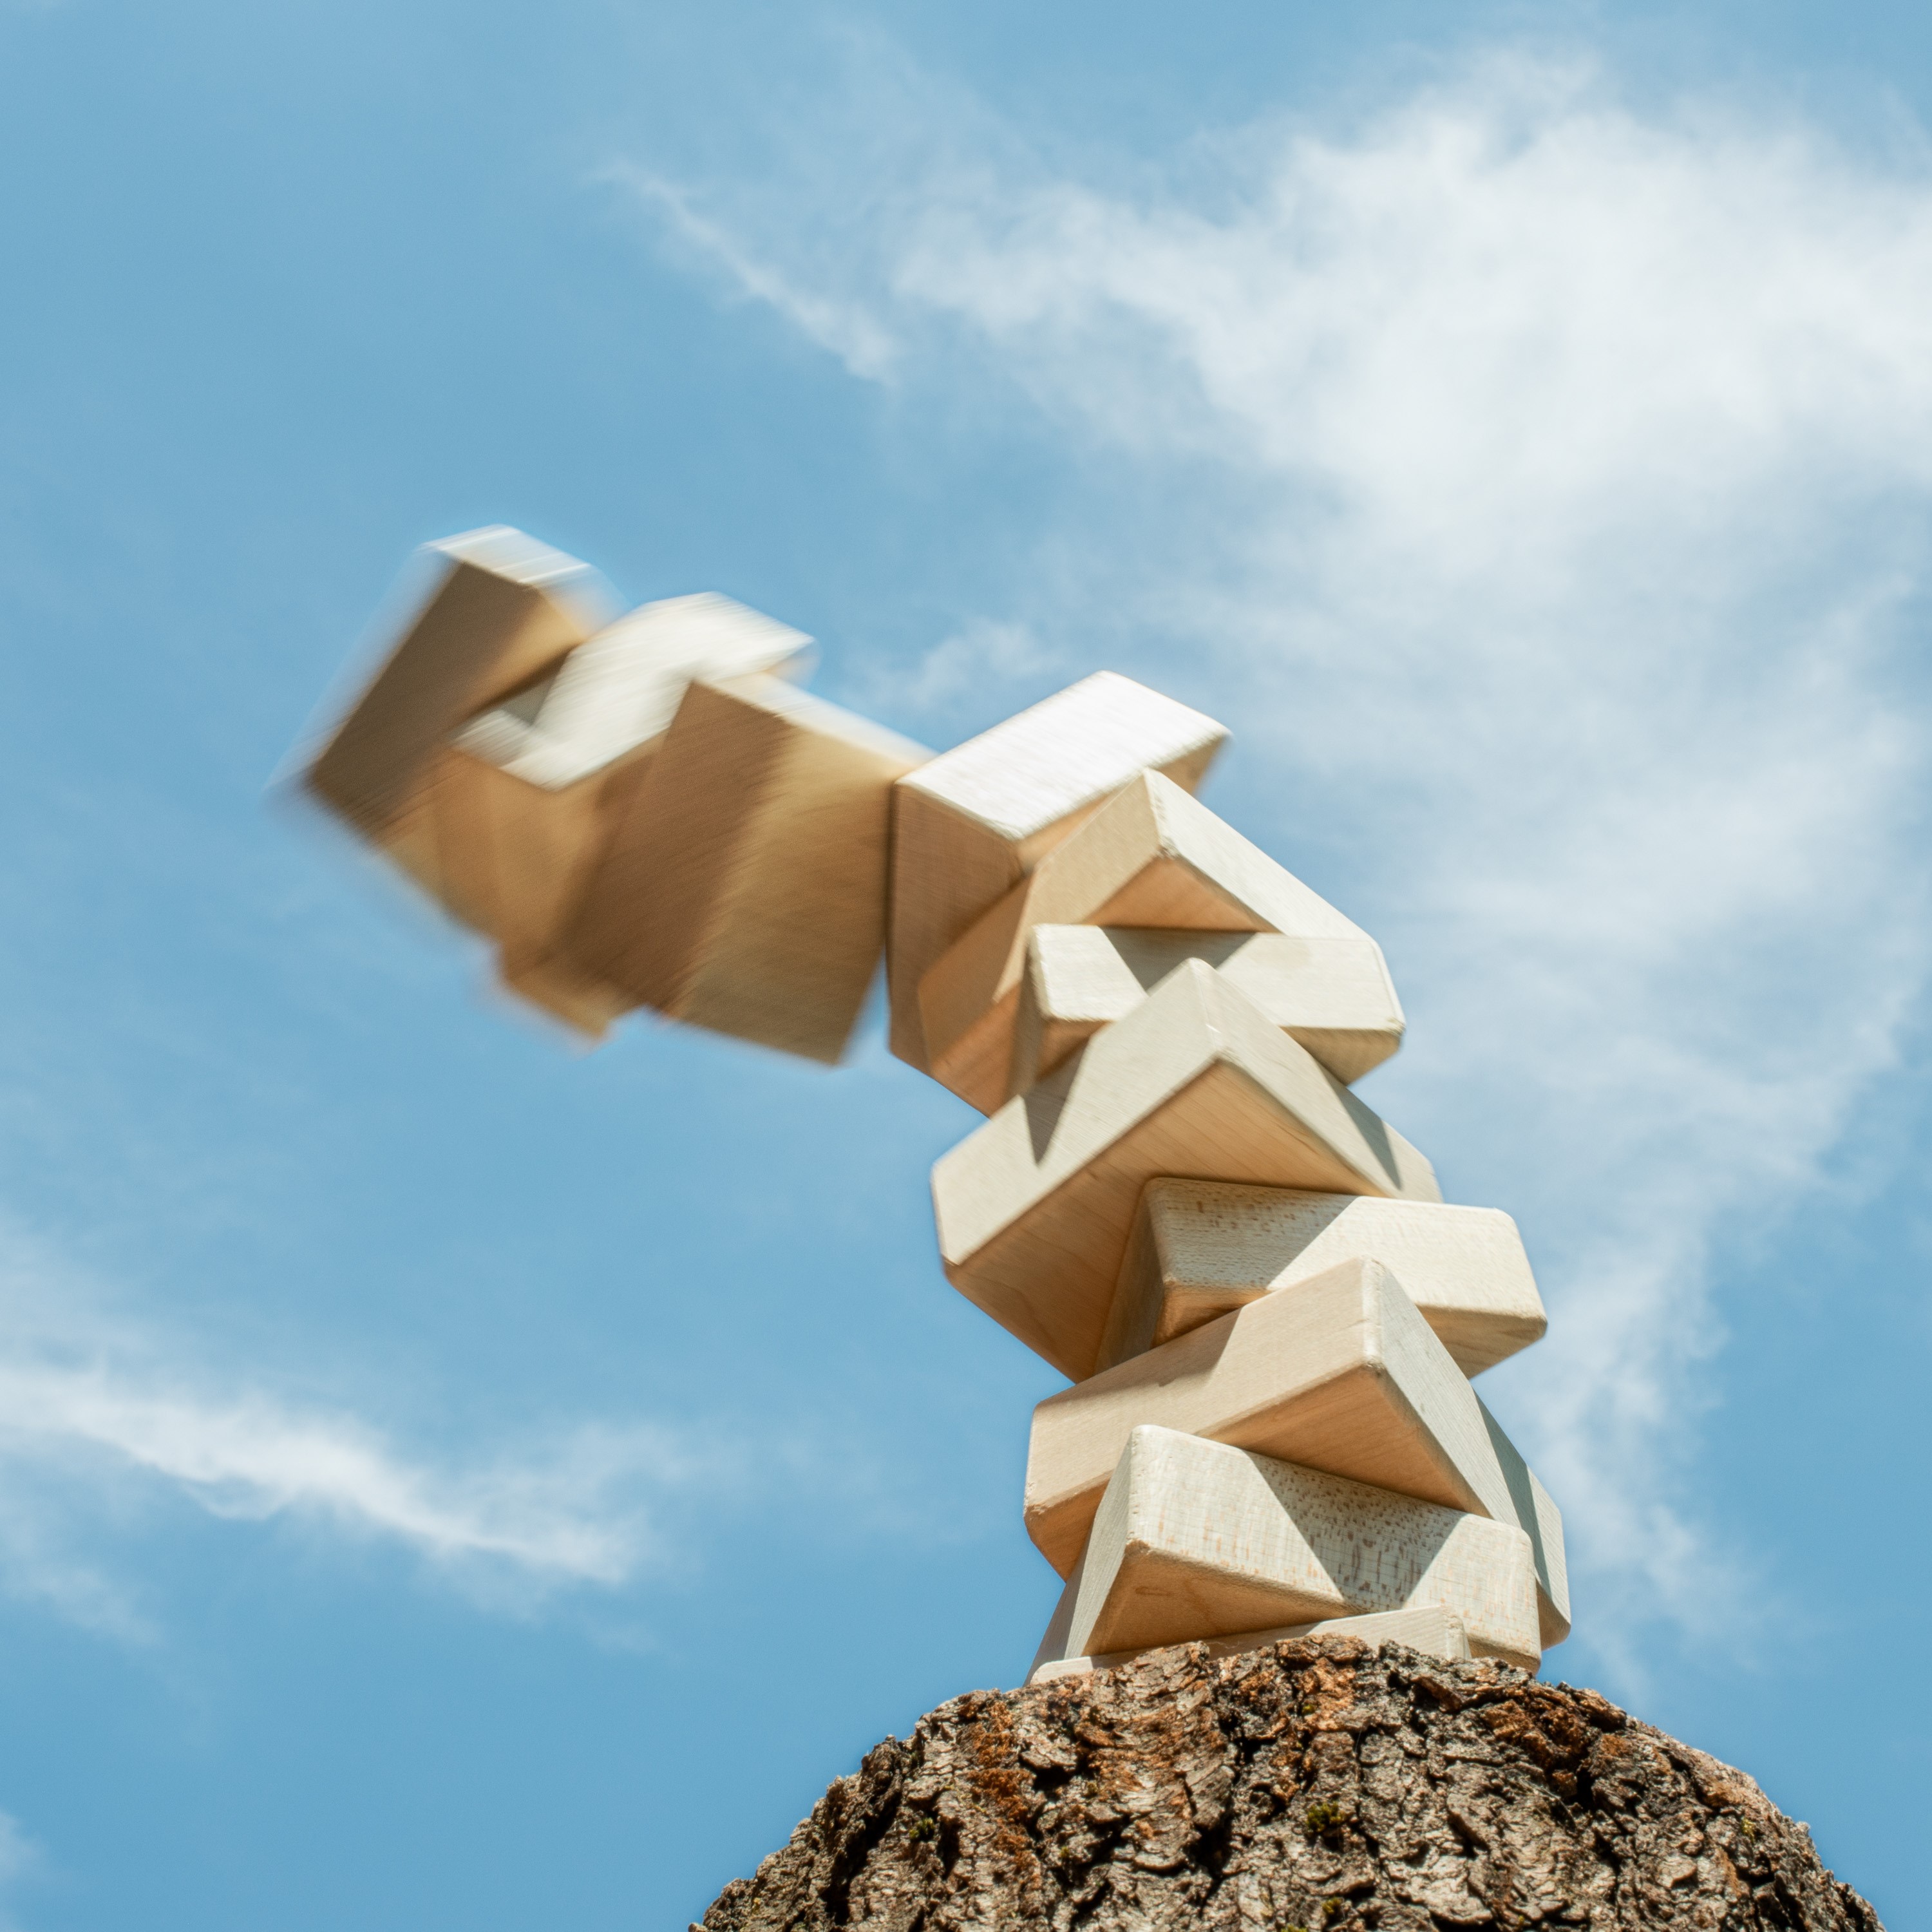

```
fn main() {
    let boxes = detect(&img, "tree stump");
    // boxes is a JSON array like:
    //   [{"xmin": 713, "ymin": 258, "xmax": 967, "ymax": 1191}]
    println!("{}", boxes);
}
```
[{"xmin": 697, "ymin": 1637, "xmax": 1880, "ymax": 1931}]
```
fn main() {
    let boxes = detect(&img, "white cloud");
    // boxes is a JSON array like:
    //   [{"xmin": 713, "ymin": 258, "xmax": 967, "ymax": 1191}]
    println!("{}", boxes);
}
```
[
  {"xmin": 623, "ymin": 54, "xmax": 1932, "ymax": 1663},
  {"xmin": 0, "ymin": 1222, "xmax": 721, "ymax": 1634},
  {"xmin": 602, "ymin": 163, "xmax": 900, "ymax": 380}
]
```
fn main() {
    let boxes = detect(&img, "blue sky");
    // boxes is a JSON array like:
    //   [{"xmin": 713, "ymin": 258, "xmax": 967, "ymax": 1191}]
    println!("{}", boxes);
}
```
[{"xmin": 0, "ymin": 1, "xmax": 1929, "ymax": 1925}]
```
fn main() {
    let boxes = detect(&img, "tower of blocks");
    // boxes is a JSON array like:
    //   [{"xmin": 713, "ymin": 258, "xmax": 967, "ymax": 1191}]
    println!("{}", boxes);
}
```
[{"xmin": 302, "ymin": 528, "xmax": 1570, "ymax": 1683}]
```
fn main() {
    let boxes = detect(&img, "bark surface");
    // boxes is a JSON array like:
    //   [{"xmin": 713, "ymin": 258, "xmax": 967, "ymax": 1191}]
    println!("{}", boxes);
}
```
[{"xmin": 697, "ymin": 1638, "xmax": 1880, "ymax": 1932}]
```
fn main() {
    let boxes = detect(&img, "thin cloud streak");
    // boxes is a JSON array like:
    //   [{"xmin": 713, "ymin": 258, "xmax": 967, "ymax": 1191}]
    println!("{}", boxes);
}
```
[
  {"xmin": 603, "ymin": 163, "xmax": 900, "ymax": 379},
  {"xmin": 622, "ymin": 53, "xmax": 1932, "ymax": 1665},
  {"xmin": 0, "ymin": 1220, "xmax": 724, "ymax": 1633}
]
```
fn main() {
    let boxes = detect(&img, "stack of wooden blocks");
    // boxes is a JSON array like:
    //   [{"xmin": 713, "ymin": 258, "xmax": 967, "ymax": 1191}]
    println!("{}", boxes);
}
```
[{"xmin": 304, "ymin": 527, "xmax": 1570, "ymax": 1684}]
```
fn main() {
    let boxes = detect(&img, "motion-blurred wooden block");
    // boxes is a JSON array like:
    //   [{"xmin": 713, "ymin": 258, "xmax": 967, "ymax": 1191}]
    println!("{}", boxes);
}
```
[
  {"xmin": 435, "ymin": 594, "xmax": 811, "ymax": 1030},
  {"xmin": 931, "ymin": 961, "xmax": 1438, "ymax": 1381},
  {"xmin": 1025, "ymin": 1256, "xmax": 1568, "ymax": 1645},
  {"xmin": 889, "ymin": 675, "xmax": 1226, "ymax": 1072},
  {"xmin": 918, "ymin": 770, "xmax": 1385, "ymax": 1112},
  {"xmin": 1028, "ymin": 1603, "xmax": 1472, "ymax": 1684},
  {"xmin": 1028, "ymin": 1425, "xmax": 1542, "ymax": 1672},
  {"xmin": 1100, "ymin": 1179, "xmax": 1547, "ymax": 1378},
  {"xmin": 307, "ymin": 526, "xmax": 617, "ymax": 842},
  {"xmin": 1010, "ymin": 925, "xmax": 1403, "ymax": 1102},
  {"xmin": 567, "ymin": 674, "xmax": 929, "ymax": 1063}
]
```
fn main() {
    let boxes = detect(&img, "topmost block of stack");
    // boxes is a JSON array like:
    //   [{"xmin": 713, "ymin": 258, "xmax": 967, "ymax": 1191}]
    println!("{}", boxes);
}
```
[
  {"xmin": 307, "ymin": 527, "xmax": 618, "ymax": 840},
  {"xmin": 889, "ymin": 674, "xmax": 1227, "ymax": 1070}
]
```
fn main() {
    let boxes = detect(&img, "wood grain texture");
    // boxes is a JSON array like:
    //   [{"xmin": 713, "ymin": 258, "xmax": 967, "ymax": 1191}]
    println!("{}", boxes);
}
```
[
  {"xmin": 888, "ymin": 674, "xmax": 1226, "ymax": 1072},
  {"xmin": 1010, "ymin": 925, "xmax": 1405, "ymax": 1103},
  {"xmin": 918, "ymin": 770, "xmax": 1376, "ymax": 1112},
  {"xmin": 1101, "ymin": 1179, "xmax": 1548, "ymax": 1378},
  {"xmin": 1034, "ymin": 1425, "xmax": 1542, "ymax": 1669},
  {"xmin": 1025, "ymin": 1256, "xmax": 1567, "ymax": 1645},
  {"xmin": 931, "ymin": 961, "xmax": 1439, "ymax": 1381},
  {"xmin": 307, "ymin": 527, "xmax": 614, "ymax": 838},
  {"xmin": 567, "ymin": 674, "xmax": 929, "ymax": 1064}
]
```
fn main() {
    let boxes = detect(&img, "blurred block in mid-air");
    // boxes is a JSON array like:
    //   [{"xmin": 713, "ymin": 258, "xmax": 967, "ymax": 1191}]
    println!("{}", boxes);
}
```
[
  {"xmin": 567, "ymin": 675, "xmax": 931, "ymax": 1065},
  {"xmin": 307, "ymin": 526, "xmax": 618, "ymax": 842}
]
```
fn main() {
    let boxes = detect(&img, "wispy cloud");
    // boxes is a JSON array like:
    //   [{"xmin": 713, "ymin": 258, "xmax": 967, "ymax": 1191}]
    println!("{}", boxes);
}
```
[
  {"xmin": 621, "ymin": 52, "xmax": 1932, "ymax": 1665},
  {"xmin": 0, "ymin": 1222, "xmax": 726, "ymax": 1636},
  {"xmin": 602, "ymin": 163, "xmax": 900, "ymax": 379},
  {"xmin": 0, "ymin": 1810, "xmax": 42, "ymax": 1932}
]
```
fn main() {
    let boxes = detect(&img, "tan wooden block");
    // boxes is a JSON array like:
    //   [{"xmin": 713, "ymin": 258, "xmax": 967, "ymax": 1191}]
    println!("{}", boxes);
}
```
[
  {"xmin": 426, "ymin": 595, "xmax": 811, "ymax": 1032},
  {"xmin": 450, "ymin": 592, "xmax": 811, "ymax": 790},
  {"xmin": 306, "ymin": 527, "xmax": 617, "ymax": 841},
  {"xmin": 1028, "ymin": 1604, "xmax": 1472, "ymax": 1684},
  {"xmin": 888, "ymin": 675, "xmax": 1227, "ymax": 1071},
  {"xmin": 565, "ymin": 674, "xmax": 930, "ymax": 1063},
  {"xmin": 1100, "ymin": 1179, "xmax": 1548, "ymax": 1378},
  {"xmin": 1024, "ymin": 1255, "xmax": 1568, "ymax": 1645},
  {"xmin": 918, "ymin": 770, "xmax": 1380, "ymax": 1112},
  {"xmin": 1028, "ymin": 1425, "xmax": 1542, "ymax": 1671},
  {"xmin": 1010, "ymin": 925, "xmax": 1403, "ymax": 1102},
  {"xmin": 931, "ymin": 960, "xmax": 1439, "ymax": 1381}
]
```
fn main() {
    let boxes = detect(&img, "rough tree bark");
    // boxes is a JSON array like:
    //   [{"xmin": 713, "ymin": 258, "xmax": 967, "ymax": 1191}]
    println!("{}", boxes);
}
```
[{"xmin": 697, "ymin": 1637, "xmax": 1881, "ymax": 1931}]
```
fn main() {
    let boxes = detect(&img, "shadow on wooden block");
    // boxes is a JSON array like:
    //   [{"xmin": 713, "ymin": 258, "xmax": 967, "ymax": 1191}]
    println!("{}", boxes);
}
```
[
  {"xmin": 1030, "ymin": 1425, "xmax": 1542, "ymax": 1672},
  {"xmin": 567, "ymin": 674, "xmax": 930, "ymax": 1064},
  {"xmin": 1101, "ymin": 1179, "xmax": 1548, "ymax": 1378},
  {"xmin": 931, "ymin": 961, "xmax": 1438, "ymax": 1381},
  {"xmin": 304, "ymin": 535, "xmax": 828, "ymax": 1039},
  {"xmin": 1010, "ymin": 926, "xmax": 1404, "ymax": 1103},
  {"xmin": 918, "ymin": 770, "xmax": 1384, "ymax": 1112},
  {"xmin": 889, "ymin": 675, "xmax": 1226, "ymax": 1073},
  {"xmin": 307, "ymin": 526, "xmax": 617, "ymax": 841},
  {"xmin": 1025, "ymin": 1255, "xmax": 1568, "ymax": 1644}
]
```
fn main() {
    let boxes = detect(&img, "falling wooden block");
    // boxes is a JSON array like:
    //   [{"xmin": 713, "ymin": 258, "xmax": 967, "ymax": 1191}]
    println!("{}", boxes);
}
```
[
  {"xmin": 1029, "ymin": 1425, "xmax": 1542, "ymax": 1672},
  {"xmin": 303, "ymin": 526, "xmax": 818, "ymax": 1036},
  {"xmin": 918, "ymin": 770, "xmax": 1387, "ymax": 1112},
  {"xmin": 889, "ymin": 676, "xmax": 1227, "ymax": 1072},
  {"xmin": 1028, "ymin": 1604, "xmax": 1472, "ymax": 1684},
  {"xmin": 565, "ymin": 674, "xmax": 929, "ymax": 1063},
  {"xmin": 306, "ymin": 526, "xmax": 618, "ymax": 843},
  {"xmin": 1010, "ymin": 925, "xmax": 1404, "ymax": 1102},
  {"xmin": 435, "ymin": 594, "xmax": 811, "ymax": 1030},
  {"xmin": 931, "ymin": 960, "xmax": 1439, "ymax": 1381},
  {"xmin": 1099, "ymin": 1179, "xmax": 1548, "ymax": 1378},
  {"xmin": 1024, "ymin": 1255, "xmax": 1569, "ymax": 1645}
]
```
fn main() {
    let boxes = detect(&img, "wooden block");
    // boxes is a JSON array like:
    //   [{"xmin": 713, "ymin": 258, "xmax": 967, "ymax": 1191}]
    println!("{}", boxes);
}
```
[
  {"xmin": 1024, "ymin": 1256, "xmax": 1569, "ymax": 1645},
  {"xmin": 306, "ymin": 527, "xmax": 617, "ymax": 841},
  {"xmin": 566, "ymin": 674, "xmax": 931, "ymax": 1063},
  {"xmin": 888, "ymin": 675, "xmax": 1227, "ymax": 1071},
  {"xmin": 931, "ymin": 960, "xmax": 1439, "ymax": 1381},
  {"xmin": 431, "ymin": 594, "xmax": 810, "ymax": 1031},
  {"xmin": 1028, "ymin": 1604, "xmax": 1472, "ymax": 1684},
  {"xmin": 304, "ymin": 536, "xmax": 818, "ymax": 1037},
  {"xmin": 1010, "ymin": 925, "xmax": 1404, "ymax": 1101},
  {"xmin": 450, "ymin": 592, "xmax": 811, "ymax": 790},
  {"xmin": 918, "ymin": 770, "xmax": 1379, "ymax": 1112},
  {"xmin": 1100, "ymin": 1179, "xmax": 1548, "ymax": 1378},
  {"xmin": 1028, "ymin": 1425, "xmax": 1542, "ymax": 1671}
]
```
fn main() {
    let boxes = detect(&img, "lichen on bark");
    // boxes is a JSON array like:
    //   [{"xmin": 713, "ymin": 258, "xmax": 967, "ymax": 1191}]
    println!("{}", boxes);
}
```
[{"xmin": 696, "ymin": 1636, "xmax": 1881, "ymax": 1931}]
